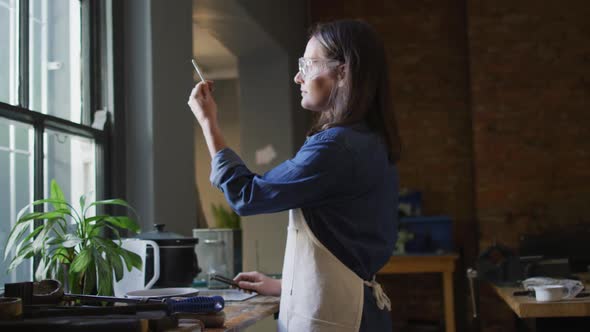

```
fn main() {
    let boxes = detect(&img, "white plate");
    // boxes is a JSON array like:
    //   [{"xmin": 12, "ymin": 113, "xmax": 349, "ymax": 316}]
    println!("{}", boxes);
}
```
[{"xmin": 125, "ymin": 287, "xmax": 200, "ymax": 299}]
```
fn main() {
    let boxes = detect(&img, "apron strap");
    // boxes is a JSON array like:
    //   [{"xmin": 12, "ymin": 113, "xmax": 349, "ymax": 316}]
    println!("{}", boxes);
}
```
[{"xmin": 363, "ymin": 276, "xmax": 392, "ymax": 311}]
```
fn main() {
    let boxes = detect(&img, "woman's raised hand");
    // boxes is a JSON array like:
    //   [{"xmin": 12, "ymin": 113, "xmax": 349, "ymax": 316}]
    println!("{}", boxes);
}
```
[
  {"xmin": 187, "ymin": 80, "xmax": 217, "ymax": 126},
  {"xmin": 234, "ymin": 271, "xmax": 282, "ymax": 297}
]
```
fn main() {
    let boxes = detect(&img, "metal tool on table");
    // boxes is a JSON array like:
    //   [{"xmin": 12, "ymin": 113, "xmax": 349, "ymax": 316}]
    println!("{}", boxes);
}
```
[
  {"xmin": 4, "ymin": 279, "xmax": 164, "ymax": 305},
  {"xmin": 4, "ymin": 279, "xmax": 226, "ymax": 329},
  {"xmin": 209, "ymin": 274, "xmax": 245, "ymax": 291},
  {"xmin": 5, "ymin": 279, "xmax": 225, "ymax": 314}
]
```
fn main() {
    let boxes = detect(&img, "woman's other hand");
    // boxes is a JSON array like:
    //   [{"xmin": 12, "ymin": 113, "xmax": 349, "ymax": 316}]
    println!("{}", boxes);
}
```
[
  {"xmin": 187, "ymin": 80, "xmax": 217, "ymax": 126},
  {"xmin": 234, "ymin": 271, "xmax": 282, "ymax": 296}
]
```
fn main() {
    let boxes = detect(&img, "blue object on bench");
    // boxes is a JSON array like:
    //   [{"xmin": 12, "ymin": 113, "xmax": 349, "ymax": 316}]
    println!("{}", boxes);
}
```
[
  {"xmin": 399, "ymin": 216, "xmax": 453, "ymax": 253},
  {"xmin": 167, "ymin": 295, "xmax": 225, "ymax": 313}
]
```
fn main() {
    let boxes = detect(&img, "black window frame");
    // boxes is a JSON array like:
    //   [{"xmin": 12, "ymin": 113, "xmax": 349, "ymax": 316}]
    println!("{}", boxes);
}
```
[{"xmin": 0, "ymin": 0, "xmax": 113, "ymax": 222}]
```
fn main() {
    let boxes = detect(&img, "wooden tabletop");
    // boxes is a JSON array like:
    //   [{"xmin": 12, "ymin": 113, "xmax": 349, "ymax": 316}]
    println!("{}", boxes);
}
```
[
  {"xmin": 491, "ymin": 278, "xmax": 590, "ymax": 318},
  {"xmin": 203, "ymin": 296, "xmax": 279, "ymax": 332}
]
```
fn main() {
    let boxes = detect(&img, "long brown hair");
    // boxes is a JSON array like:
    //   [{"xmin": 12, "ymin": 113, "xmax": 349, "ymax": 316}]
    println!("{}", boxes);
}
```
[{"xmin": 308, "ymin": 20, "xmax": 401, "ymax": 163}]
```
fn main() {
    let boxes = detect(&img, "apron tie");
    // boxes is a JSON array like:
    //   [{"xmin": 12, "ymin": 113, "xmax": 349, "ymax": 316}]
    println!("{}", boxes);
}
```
[{"xmin": 364, "ymin": 276, "xmax": 391, "ymax": 311}]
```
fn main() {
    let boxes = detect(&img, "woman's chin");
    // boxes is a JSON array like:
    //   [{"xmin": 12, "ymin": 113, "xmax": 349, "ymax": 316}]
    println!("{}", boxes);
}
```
[{"xmin": 301, "ymin": 100, "xmax": 324, "ymax": 112}]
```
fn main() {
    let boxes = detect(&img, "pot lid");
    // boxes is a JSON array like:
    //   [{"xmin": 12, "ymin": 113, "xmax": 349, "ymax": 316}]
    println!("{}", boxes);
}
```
[{"xmin": 135, "ymin": 224, "xmax": 199, "ymax": 245}]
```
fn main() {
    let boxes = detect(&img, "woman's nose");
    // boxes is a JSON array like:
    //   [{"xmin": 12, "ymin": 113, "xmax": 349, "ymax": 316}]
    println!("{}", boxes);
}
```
[{"xmin": 294, "ymin": 71, "xmax": 304, "ymax": 84}]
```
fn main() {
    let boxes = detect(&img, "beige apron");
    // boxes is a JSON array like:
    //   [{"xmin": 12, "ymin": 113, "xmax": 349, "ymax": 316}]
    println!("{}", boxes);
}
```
[{"xmin": 278, "ymin": 209, "xmax": 391, "ymax": 332}]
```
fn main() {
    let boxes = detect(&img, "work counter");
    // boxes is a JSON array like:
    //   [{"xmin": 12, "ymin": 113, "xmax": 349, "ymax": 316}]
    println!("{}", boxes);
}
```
[
  {"xmin": 490, "ymin": 274, "xmax": 590, "ymax": 332},
  {"xmin": 199, "ymin": 295, "xmax": 279, "ymax": 332},
  {"xmin": 491, "ymin": 283, "xmax": 590, "ymax": 318},
  {"xmin": 0, "ymin": 295, "xmax": 279, "ymax": 332}
]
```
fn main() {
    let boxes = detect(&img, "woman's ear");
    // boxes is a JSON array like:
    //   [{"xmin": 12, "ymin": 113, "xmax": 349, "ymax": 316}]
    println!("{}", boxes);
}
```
[
  {"xmin": 337, "ymin": 64, "xmax": 346, "ymax": 87},
  {"xmin": 337, "ymin": 64, "xmax": 346, "ymax": 80}
]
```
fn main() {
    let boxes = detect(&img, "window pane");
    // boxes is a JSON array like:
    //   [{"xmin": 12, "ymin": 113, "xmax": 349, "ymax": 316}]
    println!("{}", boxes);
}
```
[
  {"xmin": 29, "ymin": 0, "xmax": 82, "ymax": 123},
  {"xmin": 0, "ymin": 118, "xmax": 34, "ymax": 288},
  {"xmin": 44, "ymin": 129, "xmax": 96, "ymax": 217},
  {"xmin": 0, "ymin": 0, "xmax": 18, "ymax": 105}
]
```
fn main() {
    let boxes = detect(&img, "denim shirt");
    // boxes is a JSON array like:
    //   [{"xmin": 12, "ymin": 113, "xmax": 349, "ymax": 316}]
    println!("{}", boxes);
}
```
[
  {"xmin": 211, "ymin": 124, "xmax": 398, "ymax": 332},
  {"xmin": 210, "ymin": 123, "xmax": 399, "ymax": 281}
]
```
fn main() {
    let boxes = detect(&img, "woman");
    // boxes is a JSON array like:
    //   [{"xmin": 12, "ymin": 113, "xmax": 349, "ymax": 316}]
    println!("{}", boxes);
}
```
[{"xmin": 188, "ymin": 20, "xmax": 400, "ymax": 332}]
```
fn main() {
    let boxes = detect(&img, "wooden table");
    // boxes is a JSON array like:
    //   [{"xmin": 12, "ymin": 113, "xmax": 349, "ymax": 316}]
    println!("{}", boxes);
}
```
[
  {"xmin": 0, "ymin": 296, "xmax": 278, "ymax": 332},
  {"xmin": 490, "ymin": 275, "xmax": 590, "ymax": 332},
  {"xmin": 378, "ymin": 254, "xmax": 459, "ymax": 332},
  {"xmin": 491, "ymin": 284, "xmax": 590, "ymax": 318},
  {"xmin": 202, "ymin": 296, "xmax": 279, "ymax": 332}
]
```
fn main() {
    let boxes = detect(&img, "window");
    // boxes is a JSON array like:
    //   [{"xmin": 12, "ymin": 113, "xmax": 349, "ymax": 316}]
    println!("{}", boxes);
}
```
[
  {"xmin": 44, "ymin": 128, "xmax": 97, "ymax": 215},
  {"xmin": 0, "ymin": 0, "xmax": 109, "ymax": 288},
  {"xmin": 0, "ymin": 0, "xmax": 18, "ymax": 105},
  {"xmin": 29, "ymin": 0, "xmax": 82, "ymax": 122},
  {"xmin": 0, "ymin": 118, "xmax": 33, "ymax": 286}
]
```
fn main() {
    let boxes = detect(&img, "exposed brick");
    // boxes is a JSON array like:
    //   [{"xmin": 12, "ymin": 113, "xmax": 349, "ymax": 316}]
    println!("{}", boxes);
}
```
[
  {"xmin": 311, "ymin": 0, "xmax": 475, "ymax": 329},
  {"xmin": 310, "ymin": 0, "xmax": 590, "ymax": 330}
]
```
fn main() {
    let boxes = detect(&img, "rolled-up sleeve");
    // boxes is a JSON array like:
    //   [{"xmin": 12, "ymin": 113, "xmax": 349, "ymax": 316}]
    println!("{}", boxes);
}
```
[{"xmin": 210, "ymin": 136, "xmax": 354, "ymax": 216}]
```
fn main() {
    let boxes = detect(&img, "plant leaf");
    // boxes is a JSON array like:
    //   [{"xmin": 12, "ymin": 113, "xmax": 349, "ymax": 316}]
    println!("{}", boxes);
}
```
[
  {"xmin": 34, "ymin": 256, "xmax": 53, "ymax": 281},
  {"xmin": 49, "ymin": 260, "xmax": 67, "ymax": 287},
  {"xmin": 70, "ymin": 248, "xmax": 92, "ymax": 273},
  {"xmin": 8, "ymin": 243, "xmax": 34, "ymax": 271},
  {"xmin": 79, "ymin": 194, "xmax": 86, "ymax": 216},
  {"xmin": 4, "ymin": 220, "xmax": 34, "ymax": 259},
  {"xmin": 95, "ymin": 251, "xmax": 113, "ymax": 296},
  {"xmin": 69, "ymin": 269, "xmax": 82, "ymax": 295},
  {"xmin": 14, "ymin": 224, "xmax": 44, "ymax": 253},
  {"xmin": 83, "ymin": 262, "xmax": 97, "ymax": 295},
  {"xmin": 92, "ymin": 237, "xmax": 118, "ymax": 250},
  {"xmin": 61, "ymin": 233, "xmax": 82, "ymax": 248},
  {"xmin": 16, "ymin": 211, "xmax": 43, "ymax": 223},
  {"xmin": 34, "ymin": 257, "xmax": 46, "ymax": 281},
  {"xmin": 15, "ymin": 198, "xmax": 69, "ymax": 222},
  {"xmin": 49, "ymin": 246, "xmax": 73, "ymax": 264},
  {"xmin": 102, "ymin": 216, "xmax": 140, "ymax": 233},
  {"xmin": 32, "ymin": 220, "xmax": 57, "ymax": 253},
  {"xmin": 89, "ymin": 198, "xmax": 132, "ymax": 208},
  {"xmin": 87, "ymin": 199, "xmax": 138, "ymax": 218},
  {"xmin": 111, "ymin": 251, "xmax": 124, "ymax": 282},
  {"xmin": 84, "ymin": 215, "xmax": 108, "ymax": 223},
  {"xmin": 4, "ymin": 209, "xmax": 64, "ymax": 256},
  {"xmin": 89, "ymin": 224, "xmax": 103, "ymax": 238},
  {"xmin": 50, "ymin": 179, "xmax": 69, "ymax": 211},
  {"xmin": 119, "ymin": 248, "xmax": 142, "ymax": 272},
  {"xmin": 19, "ymin": 209, "xmax": 70, "ymax": 223}
]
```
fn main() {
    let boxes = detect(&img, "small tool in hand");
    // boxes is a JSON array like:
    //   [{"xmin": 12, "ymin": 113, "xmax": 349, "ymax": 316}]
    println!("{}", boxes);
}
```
[
  {"xmin": 209, "ymin": 274, "xmax": 250, "ymax": 292},
  {"xmin": 191, "ymin": 59, "xmax": 206, "ymax": 82}
]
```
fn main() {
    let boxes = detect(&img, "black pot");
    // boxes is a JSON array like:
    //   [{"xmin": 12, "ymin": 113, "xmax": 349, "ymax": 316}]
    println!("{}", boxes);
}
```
[{"xmin": 135, "ymin": 224, "xmax": 200, "ymax": 288}]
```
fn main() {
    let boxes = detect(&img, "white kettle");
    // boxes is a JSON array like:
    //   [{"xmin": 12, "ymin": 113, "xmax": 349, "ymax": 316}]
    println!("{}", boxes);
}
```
[{"xmin": 113, "ymin": 239, "xmax": 160, "ymax": 297}]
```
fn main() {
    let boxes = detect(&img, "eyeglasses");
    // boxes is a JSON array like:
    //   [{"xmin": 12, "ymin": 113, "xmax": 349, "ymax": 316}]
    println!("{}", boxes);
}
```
[{"xmin": 298, "ymin": 57, "xmax": 340, "ymax": 80}]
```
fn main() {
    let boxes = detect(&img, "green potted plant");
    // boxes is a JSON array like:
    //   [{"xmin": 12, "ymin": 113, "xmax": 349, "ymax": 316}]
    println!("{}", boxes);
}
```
[
  {"xmin": 3, "ymin": 180, "xmax": 142, "ymax": 296},
  {"xmin": 211, "ymin": 203, "xmax": 241, "ymax": 229}
]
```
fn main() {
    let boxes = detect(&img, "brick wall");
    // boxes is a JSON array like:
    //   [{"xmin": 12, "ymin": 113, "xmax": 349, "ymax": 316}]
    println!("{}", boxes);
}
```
[
  {"xmin": 468, "ymin": 3, "xmax": 590, "ymax": 330},
  {"xmin": 468, "ymin": 0, "xmax": 590, "ymax": 248},
  {"xmin": 310, "ymin": 0, "xmax": 590, "ymax": 331},
  {"xmin": 311, "ymin": 0, "xmax": 475, "ymax": 330}
]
